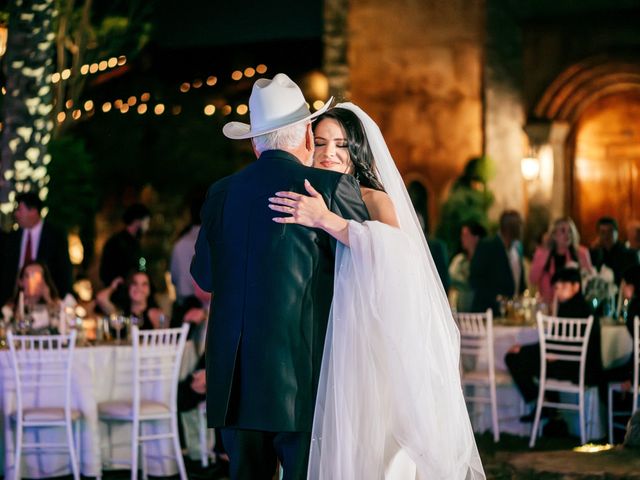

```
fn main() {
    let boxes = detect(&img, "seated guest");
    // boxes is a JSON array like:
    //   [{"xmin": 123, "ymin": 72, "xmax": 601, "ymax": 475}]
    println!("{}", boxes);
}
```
[
  {"xmin": 449, "ymin": 220, "xmax": 487, "ymax": 312},
  {"xmin": 96, "ymin": 271, "xmax": 164, "ymax": 330},
  {"xmin": 626, "ymin": 220, "xmax": 640, "ymax": 252},
  {"xmin": 2, "ymin": 261, "xmax": 67, "ymax": 331},
  {"xmin": 590, "ymin": 216, "xmax": 639, "ymax": 284},
  {"xmin": 470, "ymin": 210, "xmax": 526, "ymax": 314},
  {"xmin": 602, "ymin": 265, "xmax": 640, "ymax": 387},
  {"xmin": 529, "ymin": 217, "xmax": 593, "ymax": 305},
  {"xmin": 505, "ymin": 267, "xmax": 601, "ymax": 422}
]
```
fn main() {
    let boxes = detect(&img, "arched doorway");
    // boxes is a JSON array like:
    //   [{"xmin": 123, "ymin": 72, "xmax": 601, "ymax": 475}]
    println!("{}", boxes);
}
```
[
  {"xmin": 573, "ymin": 92, "xmax": 640, "ymax": 244},
  {"xmin": 532, "ymin": 56, "xmax": 640, "ymax": 245}
]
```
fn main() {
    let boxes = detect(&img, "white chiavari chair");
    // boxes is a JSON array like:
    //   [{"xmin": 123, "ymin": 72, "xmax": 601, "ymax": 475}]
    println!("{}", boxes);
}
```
[
  {"xmin": 7, "ymin": 330, "xmax": 81, "ymax": 480},
  {"xmin": 98, "ymin": 324, "xmax": 189, "ymax": 480},
  {"xmin": 607, "ymin": 316, "xmax": 640, "ymax": 444},
  {"xmin": 530, "ymin": 312, "xmax": 595, "ymax": 447}
]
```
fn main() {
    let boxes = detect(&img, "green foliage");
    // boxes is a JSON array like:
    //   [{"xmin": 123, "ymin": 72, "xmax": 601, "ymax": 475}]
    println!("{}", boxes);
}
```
[
  {"xmin": 436, "ymin": 156, "xmax": 496, "ymax": 255},
  {"xmin": 46, "ymin": 135, "xmax": 97, "ymax": 255}
]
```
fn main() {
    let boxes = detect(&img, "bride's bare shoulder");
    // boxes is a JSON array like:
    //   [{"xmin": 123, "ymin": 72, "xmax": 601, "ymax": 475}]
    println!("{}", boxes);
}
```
[{"xmin": 360, "ymin": 187, "xmax": 399, "ymax": 227}]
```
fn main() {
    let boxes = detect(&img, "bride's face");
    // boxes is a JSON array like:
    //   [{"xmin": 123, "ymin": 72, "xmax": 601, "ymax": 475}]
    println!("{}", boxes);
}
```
[{"xmin": 313, "ymin": 119, "xmax": 353, "ymax": 175}]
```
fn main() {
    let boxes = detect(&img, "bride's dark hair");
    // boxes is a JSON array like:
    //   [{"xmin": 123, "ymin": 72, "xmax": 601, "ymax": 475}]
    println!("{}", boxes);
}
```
[{"xmin": 314, "ymin": 107, "xmax": 386, "ymax": 192}]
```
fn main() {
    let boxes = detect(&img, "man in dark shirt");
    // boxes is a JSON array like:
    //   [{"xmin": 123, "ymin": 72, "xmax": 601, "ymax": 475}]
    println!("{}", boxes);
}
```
[
  {"xmin": 505, "ymin": 267, "xmax": 600, "ymax": 422},
  {"xmin": 99, "ymin": 203, "xmax": 150, "ymax": 287},
  {"xmin": 590, "ymin": 217, "xmax": 639, "ymax": 284}
]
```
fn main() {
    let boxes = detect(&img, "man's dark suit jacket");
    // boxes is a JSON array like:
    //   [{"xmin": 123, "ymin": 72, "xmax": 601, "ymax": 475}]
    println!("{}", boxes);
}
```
[
  {"xmin": 469, "ymin": 234, "xmax": 526, "ymax": 314},
  {"xmin": 590, "ymin": 242, "xmax": 639, "ymax": 284},
  {"xmin": 191, "ymin": 150, "xmax": 369, "ymax": 433},
  {"xmin": 0, "ymin": 221, "xmax": 73, "ymax": 305}
]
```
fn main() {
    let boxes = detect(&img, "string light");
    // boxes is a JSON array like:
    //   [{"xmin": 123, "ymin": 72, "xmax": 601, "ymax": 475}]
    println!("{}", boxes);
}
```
[
  {"xmin": 204, "ymin": 105, "xmax": 215, "ymax": 116},
  {"xmin": 313, "ymin": 100, "xmax": 325, "ymax": 111},
  {"xmin": 80, "ymin": 65, "xmax": 89, "ymax": 75},
  {"xmin": 222, "ymin": 105, "xmax": 232, "ymax": 115},
  {"xmin": 256, "ymin": 64, "xmax": 267, "ymax": 74},
  {"xmin": 61, "ymin": 69, "xmax": 71, "ymax": 80},
  {"xmin": 98, "ymin": 60, "xmax": 108, "ymax": 71},
  {"xmin": 171, "ymin": 105, "xmax": 182, "ymax": 115},
  {"xmin": 180, "ymin": 83, "xmax": 190, "ymax": 93},
  {"xmin": 231, "ymin": 70, "xmax": 242, "ymax": 81},
  {"xmin": 51, "ymin": 72, "xmax": 61, "ymax": 83},
  {"xmin": 244, "ymin": 67, "xmax": 255, "ymax": 78},
  {"xmin": 206, "ymin": 76, "xmax": 217, "ymax": 86},
  {"xmin": 89, "ymin": 63, "xmax": 99, "ymax": 74},
  {"xmin": 57, "ymin": 112, "xmax": 66, "ymax": 123},
  {"xmin": 141, "ymin": 92, "xmax": 151, "ymax": 102},
  {"xmin": 137, "ymin": 104, "xmax": 147, "ymax": 114},
  {"xmin": 107, "ymin": 57, "xmax": 118, "ymax": 68},
  {"xmin": 65, "ymin": 99, "xmax": 73, "ymax": 109},
  {"xmin": 127, "ymin": 96, "xmax": 137, "ymax": 106},
  {"xmin": 117, "ymin": 56, "xmax": 127, "ymax": 66},
  {"xmin": 154, "ymin": 104, "xmax": 165, "ymax": 115},
  {"xmin": 72, "ymin": 109, "xmax": 81, "ymax": 120},
  {"xmin": 83, "ymin": 100, "xmax": 94, "ymax": 111},
  {"xmin": 236, "ymin": 104, "xmax": 248, "ymax": 115},
  {"xmin": 120, "ymin": 104, "xmax": 130, "ymax": 113},
  {"xmin": 193, "ymin": 79, "xmax": 203, "ymax": 88},
  {"xmin": 102, "ymin": 102, "xmax": 112, "ymax": 113}
]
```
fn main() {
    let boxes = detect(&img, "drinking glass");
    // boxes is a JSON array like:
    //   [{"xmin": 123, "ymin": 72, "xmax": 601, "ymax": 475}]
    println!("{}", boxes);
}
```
[{"xmin": 109, "ymin": 314, "xmax": 126, "ymax": 344}]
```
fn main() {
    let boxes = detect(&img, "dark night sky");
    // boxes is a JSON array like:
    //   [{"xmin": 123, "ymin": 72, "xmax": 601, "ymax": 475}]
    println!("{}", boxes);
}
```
[{"xmin": 153, "ymin": 0, "xmax": 323, "ymax": 47}]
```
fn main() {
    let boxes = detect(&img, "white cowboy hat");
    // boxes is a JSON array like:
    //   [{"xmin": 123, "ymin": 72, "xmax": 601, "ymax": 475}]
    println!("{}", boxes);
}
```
[{"xmin": 223, "ymin": 73, "xmax": 333, "ymax": 140}]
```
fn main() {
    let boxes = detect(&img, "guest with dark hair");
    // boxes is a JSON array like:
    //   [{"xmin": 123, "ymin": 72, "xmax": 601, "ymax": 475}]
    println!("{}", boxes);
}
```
[
  {"xmin": 590, "ymin": 216, "xmax": 639, "ymax": 284},
  {"xmin": 0, "ymin": 192, "xmax": 72, "ymax": 306},
  {"xmin": 96, "ymin": 270, "xmax": 164, "ymax": 330},
  {"xmin": 99, "ymin": 203, "xmax": 151, "ymax": 288},
  {"xmin": 505, "ymin": 267, "xmax": 601, "ymax": 424},
  {"xmin": 470, "ymin": 210, "xmax": 526, "ymax": 314},
  {"xmin": 449, "ymin": 220, "xmax": 487, "ymax": 311}
]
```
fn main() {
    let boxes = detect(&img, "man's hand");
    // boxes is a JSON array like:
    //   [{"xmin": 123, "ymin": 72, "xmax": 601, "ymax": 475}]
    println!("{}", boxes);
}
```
[
  {"xmin": 184, "ymin": 307, "xmax": 207, "ymax": 325},
  {"xmin": 190, "ymin": 369, "xmax": 206, "ymax": 394}
]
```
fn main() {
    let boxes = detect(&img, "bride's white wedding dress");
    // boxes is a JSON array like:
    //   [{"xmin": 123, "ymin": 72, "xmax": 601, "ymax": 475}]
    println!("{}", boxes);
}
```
[{"xmin": 307, "ymin": 104, "xmax": 485, "ymax": 480}]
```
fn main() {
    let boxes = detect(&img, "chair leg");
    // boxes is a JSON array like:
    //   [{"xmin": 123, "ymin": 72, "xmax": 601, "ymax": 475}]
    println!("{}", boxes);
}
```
[
  {"xmin": 14, "ymin": 422, "xmax": 23, "ymax": 480},
  {"xmin": 74, "ymin": 420, "xmax": 82, "ymax": 476},
  {"xmin": 171, "ymin": 413, "xmax": 188, "ymax": 480},
  {"xmin": 65, "ymin": 419, "xmax": 81, "ymax": 480},
  {"xmin": 490, "ymin": 383, "xmax": 500, "ymax": 443},
  {"xmin": 529, "ymin": 386, "xmax": 545, "ymax": 448},
  {"xmin": 608, "ymin": 386, "xmax": 614, "ymax": 445},
  {"xmin": 131, "ymin": 420, "xmax": 139, "ymax": 480},
  {"xmin": 579, "ymin": 389, "xmax": 586, "ymax": 445},
  {"xmin": 198, "ymin": 406, "xmax": 209, "ymax": 467},
  {"xmin": 141, "ymin": 437, "xmax": 148, "ymax": 480}
]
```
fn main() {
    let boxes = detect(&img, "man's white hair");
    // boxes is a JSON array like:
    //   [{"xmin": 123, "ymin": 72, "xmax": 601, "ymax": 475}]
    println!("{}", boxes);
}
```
[{"xmin": 252, "ymin": 122, "xmax": 308, "ymax": 154}]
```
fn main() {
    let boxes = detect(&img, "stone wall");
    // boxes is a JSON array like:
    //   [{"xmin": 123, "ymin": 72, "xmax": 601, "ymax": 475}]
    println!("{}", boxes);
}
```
[{"xmin": 346, "ymin": 0, "xmax": 484, "ymax": 229}]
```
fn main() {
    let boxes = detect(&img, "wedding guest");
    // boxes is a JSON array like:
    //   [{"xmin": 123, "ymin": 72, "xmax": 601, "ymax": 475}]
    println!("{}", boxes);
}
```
[
  {"xmin": 170, "ymin": 192, "xmax": 205, "ymax": 305},
  {"xmin": 0, "ymin": 261, "xmax": 75, "ymax": 332},
  {"xmin": 470, "ymin": 210, "xmax": 526, "ymax": 314},
  {"xmin": 505, "ymin": 267, "xmax": 601, "ymax": 423},
  {"xmin": 96, "ymin": 271, "xmax": 164, "ymax": 330},
  {"xmin": 590, "ymin": 217, "xmax": 639, "ymax": 284},
  {"xmin": 449, "ymin": 220, "xmax": 487, "ymax": 311},
  {"xmin": 429, "ymin": 237, "xmax": 450, "ymax": 292},
  {"xmin": 0, "ymin": 192, "xmax": 72, "ymax": 306},
  {"xmin": 99, "ymin": 203, "xmax": 150, "ymax": 287},
  {"xmin": 529, "ymin": 217, "xmax": 593, "ymax": 305},
  {"xmin": 602, "ymin": 265, "xmax": 640, "ymax": 388}
]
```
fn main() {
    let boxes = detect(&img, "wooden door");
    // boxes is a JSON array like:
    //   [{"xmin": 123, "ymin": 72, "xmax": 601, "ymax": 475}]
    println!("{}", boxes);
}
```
[{"xmin": 573, "ymin": 92, "xmax": 640, "ymax": 246}]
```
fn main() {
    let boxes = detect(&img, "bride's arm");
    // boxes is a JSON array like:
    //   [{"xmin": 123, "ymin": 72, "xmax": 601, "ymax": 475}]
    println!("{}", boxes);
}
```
[
  {"xmin": 269, "ymin": 180, "xmax": 399, "ymax": 246},
  {"xmin": 269, "ymin": 179, "xmax": 351, "ymax": 245}
]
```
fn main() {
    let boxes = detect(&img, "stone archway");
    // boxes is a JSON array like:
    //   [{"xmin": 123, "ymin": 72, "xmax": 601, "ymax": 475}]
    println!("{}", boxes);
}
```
[{"xmin": 528, "ymin": 56, "xmax": 640, "ymax": 243}]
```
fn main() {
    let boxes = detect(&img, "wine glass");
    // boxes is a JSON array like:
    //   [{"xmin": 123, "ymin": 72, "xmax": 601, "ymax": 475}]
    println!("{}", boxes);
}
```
[{"xmin": 109, "ymin": 314, "xmax": 126, "ymax": 344}]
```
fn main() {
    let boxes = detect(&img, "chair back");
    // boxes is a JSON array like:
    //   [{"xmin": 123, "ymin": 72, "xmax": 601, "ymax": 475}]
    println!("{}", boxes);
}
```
[
  {"xmin": 456, "ymin": 309, "xmax": 494, "ymax": 376},
  {"xmin": 7, "ymin": 330, "xmax": 77, "ymax": 421},
  {"xmin": 536, "ymin": 312, "xmax": 593, "ymax": 387},
  {"xmin": 131, "ymin": 324, "xmax": 189, "ymax": 414},
  {"xmin": 633, "ymin": 316, "xmax": 640, "ymax": 413}
]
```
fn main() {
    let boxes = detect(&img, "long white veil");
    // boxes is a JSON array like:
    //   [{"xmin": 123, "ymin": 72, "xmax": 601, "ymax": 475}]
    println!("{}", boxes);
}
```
[{"xmin": 308, "ymin": 103, "xmax": 485, "ymax": 479}]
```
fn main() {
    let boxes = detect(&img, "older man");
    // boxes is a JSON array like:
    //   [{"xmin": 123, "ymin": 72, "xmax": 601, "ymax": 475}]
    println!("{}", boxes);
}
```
[{"xmin": 191, "ymin": 73, "xmax": 369, "ymax": 480}]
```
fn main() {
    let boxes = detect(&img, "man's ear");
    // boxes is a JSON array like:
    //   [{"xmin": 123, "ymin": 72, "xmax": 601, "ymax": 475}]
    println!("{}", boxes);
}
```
[{"xmin": 305, "ymin": 123, "xmax": 314, "ymax": 152}]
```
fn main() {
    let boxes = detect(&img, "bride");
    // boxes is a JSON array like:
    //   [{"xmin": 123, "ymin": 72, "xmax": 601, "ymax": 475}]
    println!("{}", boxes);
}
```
[{"xmin": 269, "ymin": 103, "xmax": 485, "ymax": 479}]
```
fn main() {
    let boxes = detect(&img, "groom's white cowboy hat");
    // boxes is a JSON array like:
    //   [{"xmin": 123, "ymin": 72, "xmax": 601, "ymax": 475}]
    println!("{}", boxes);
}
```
[{"xmin": 223, "ymin": 73, "xmax": 333, "ymax": 140}]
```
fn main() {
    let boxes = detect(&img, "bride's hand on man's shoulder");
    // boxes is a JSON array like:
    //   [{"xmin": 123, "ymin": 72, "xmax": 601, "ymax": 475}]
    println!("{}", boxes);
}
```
[{"xmin": 268, "ymin": 179, "xmax": 331, "ymax": 228}]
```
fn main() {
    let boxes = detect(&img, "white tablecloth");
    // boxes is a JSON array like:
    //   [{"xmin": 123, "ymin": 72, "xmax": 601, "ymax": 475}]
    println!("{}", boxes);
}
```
[
  {"xmin": 0, "ymin": 341, "xmax": 199, "ymax": 478},
  {"xmin": 469, "ymin": 323, "xmax": 633, "ymax": 440}
]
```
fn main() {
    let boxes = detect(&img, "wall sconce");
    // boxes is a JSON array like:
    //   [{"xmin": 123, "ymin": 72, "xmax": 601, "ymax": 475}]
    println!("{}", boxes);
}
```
[{"xmin": 521, "ymin": 154, "xmax": 541, "ymax": 181}]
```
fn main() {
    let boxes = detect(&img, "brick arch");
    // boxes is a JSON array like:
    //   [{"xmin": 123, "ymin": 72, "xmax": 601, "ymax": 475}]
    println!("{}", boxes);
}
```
[{"xmin": 534, "ymin": 56, "xmax": 640, "ymax": 123}]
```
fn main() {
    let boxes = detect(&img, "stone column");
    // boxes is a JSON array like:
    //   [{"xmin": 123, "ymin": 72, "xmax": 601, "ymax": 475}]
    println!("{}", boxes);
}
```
[{"xmin": 323, "ymin": 0, "xmax": 350, "ymax": 99}]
